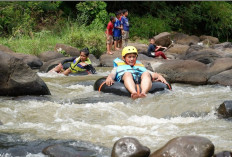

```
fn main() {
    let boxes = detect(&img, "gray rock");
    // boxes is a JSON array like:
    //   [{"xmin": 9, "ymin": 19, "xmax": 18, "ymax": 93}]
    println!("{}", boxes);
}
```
[
  {"xmin": 55, "ymin": 43, "xmax": 80, "ymax": 57},
  {"xmin": 183, "ymin": 50, "xmax": 222, "ymax": 64},
  {"xmin": 0, "ymin": 121, "xmax": 2, "ymax": 125},
  {"xmin": 38, "ymin": 51, "xmax": 64, "ymax": 62},
  {"xmin": 208, "ymin": 69, "xmax": 232, "ymax": 86},
  {"xmin": 42, "ymin": 143, "xmax": 96, "ymax": 157},
  {"xmin": 151, "ymin": 60, "xmax": 208, "ymax": 85},
  {"xmin": 150, "ymin": 136, "xmax": 214, "ymax": 157},
  {"xmin": 217, "ymin": 101, "xmax": 232, "ymax": 118},
  {"xmin": 166, "ymin": 44, "xmax": 189, "ymax": 55},
  {"xmin": 12, "ymin": 53, "xmax": 43, "ymax": 69},
  {"xmin": 207, "ymin": 58, "xmax": 232, "ymax": 78},
  {"xmin": 214, "ymin": 151, "xmax": 232, "ymax": 157},
  {"xmin": 112, "ymin": 137, "xmax": 150, "ymax": 157},
  {"xmin": 200, "ymin": 35, "xmax": 219, "ymax": 44},
  {"xmin": 154, "ymin": 32, "xmax": 172, "ymax": 47},
  {"xmin": 89, "ymin": 54, "xmax": 100, "ymax": 67},
  {"xmin": 213, "ymin": 42, "xmax": 232, "ymax": 50},
  {"xmin": 0, "ymin": 51, "xmax": 50, "ymax": 96},
  {"xmin": 0, "ymin": 44, "xmax": 14, "ymax": 53},
  {"xmin": 172, "ymin": 33, "xmax": 200, "ymax": 45}
]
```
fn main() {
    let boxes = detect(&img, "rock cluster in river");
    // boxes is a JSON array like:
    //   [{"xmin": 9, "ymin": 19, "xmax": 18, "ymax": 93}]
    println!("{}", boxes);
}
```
[{"xmin": 0, "ymin": 50, "xmax": 50, "ymax": 96}]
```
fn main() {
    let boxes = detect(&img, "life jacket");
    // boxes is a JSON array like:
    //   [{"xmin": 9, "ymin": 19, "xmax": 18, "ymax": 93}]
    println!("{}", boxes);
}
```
[
  {"xmin": 113, "ymin": 58, "xmax": 147, "ymax": 82},
  {"xmin": 70, "ymin": 57, "xmax": 92, "ymax": 73}
]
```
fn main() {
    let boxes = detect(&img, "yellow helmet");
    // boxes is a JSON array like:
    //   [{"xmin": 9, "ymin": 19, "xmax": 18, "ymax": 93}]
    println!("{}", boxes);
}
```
[{"xmin": 122, "ymin": 46, "xmax": 138, "ymax": 58}]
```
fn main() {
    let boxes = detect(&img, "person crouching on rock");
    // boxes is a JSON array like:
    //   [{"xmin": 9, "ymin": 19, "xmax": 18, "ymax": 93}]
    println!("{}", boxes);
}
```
[
  {"xmin": 105, "ymin": 46, "xmax": 167, "ymax": 99},
  {"xmin": 49, "ymin": 48, "xmax": 96, "ymax": 75},
  {"xmin": 147, "ymin": 38, "xmax": 168, "ymax": 59}
]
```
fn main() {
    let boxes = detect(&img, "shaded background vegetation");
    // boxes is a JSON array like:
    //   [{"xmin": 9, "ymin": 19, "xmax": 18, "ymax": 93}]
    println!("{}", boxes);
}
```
[{"xmin": 0, "ymin": 1, "xmax": 232, "ymax": 57}]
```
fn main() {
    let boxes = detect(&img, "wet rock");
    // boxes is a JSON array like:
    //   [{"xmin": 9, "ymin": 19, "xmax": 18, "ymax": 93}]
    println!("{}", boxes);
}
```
[
  {"xmin": 151, "ymin": 60, "xmax": 208, "ymax": 85},
  {"xmin": 89, "ymin": 54, "xmax": 100, "ymax": 67},
  {"xmin": 12, "ymin": 53, "xmax": 43, "ymax": 69},
  {"xmin": 214, "ymin": 151, "xmax": 232, "ymax": 157},
  {"xmin": 39, "ymin": 57, "xmax": 73, "ymax": 72},
  {"xmin": 213, "ymin": 42, "xmax": 232, "ymax": 50},
  {"xmin": 0, "ymin": 44, "xmax": 14, "ymax": 53},
  {"xmin": 154, "ymin": 32, "xmax": 172, "ymax": 47},
  {"xmin": 180, "ymin": 111, "xmax": 208, "ymax": 118},
  {"xmin": 208, "ymin": 69, "xmax": 232, "ymax": 86},
  {"xmin": 183, "ymin": 50, "xmax": 222, "ymax": 64},
  {"xmin": 0, "ymin": 121, "xmax": 2, "ymax": 125},
  {"xmin": 150, "ymin": 136, "xmax": 214, "ymax": 157},
  {"xmin": 207, "ymin": 58, "xmax": 232, "ymax": 78},
  {"xmin": 38, "ymin": 51, "xmax": 64, "ymax": 62},
  {"xmin": 0, "ymin": 133, "xmax": 111, "ymax": 156},
  {"xmin": 166, "ymin": 44, "xmax": 189, "ymax": 55},
  {"xmin": 55, "ymin": 43, "xmax": 80, "ymax": 57},
  {"xmin": 200, "ymin": 35, "xmax": 219, "ymax": 44},
  {"xmin": 42, "ymin": 143, "xmax": 96, "ymax": 157},
  {"xmin": 129, "ymin": 42, "xmax": 149, "ymax": 54},
  {"xmin": 0, "ymin": 51, "xmax": 50, "ymax": 96},
  {"xmin": 185, "ymin": 45, "xmax": 204, "ymax": 55},
  {"xmin": 217, "ymin": 101, "xmax": 232, "ymax": 118},
  {"xmin": 111, "ymin": 137, "xmax": 150, "ymax": 157}
]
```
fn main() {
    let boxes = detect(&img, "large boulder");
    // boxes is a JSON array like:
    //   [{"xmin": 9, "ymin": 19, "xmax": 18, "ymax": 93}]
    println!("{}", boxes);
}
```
[
  {"xmin": 208, "ymin": 69, "xmax": 232, "ymax": 86},
  {"xmin": 213, "ymin": 42, "xmax": 232, "ymax": 50},
  {"xmin": 154, "ymin": 32, "xmax": 172, "ymax": 47},
  {"xmin": 217, "ymin": 101, "xmax": 232, "ymax": 118},
  {"xmin": 207, "ymin": 58, "xmax": 232, "ymax": 78},
  {"xmin": 152, "ymin": 60, "xmax": 208, "ymax": 85},
  {"xmin": 172, "ymin": 33, "xmax": 200, "ymax": 45},
  {"xmin": 0, "ymin": 44, "xmax": 14, "ymax": 53},
  {"xmin": 111, "ymin": 137, "xmax": 150, "ymax": 157},
  {"xmin": 183, "ymin": 50, "xmax": 222, "ymax": 64},
  {"xmin": 55, "ymin": 43, "xmax": 80, "ymax": 57},
  {"xmin": 129, "ymin": 42, "xmax": 148, "ymax": 54},
  {"xmin": 12, "ymin": 53, "xmax": 43, "ymax": 69},
  {"xmin": 38, "ymin": 51, "xmax": 64, "ymax": 62},
  {"xmin": 88, "ymin": 54, "xmax": 100, "ymax": 67},
  {"xmin": 150, "ymin": 136, "xmax": 214, "ymax": 157},
  {"xmin": 0, "ymin": 51, "xmax": 50, "ymax": 96},
  {"xmin": 200, "ymin": 35, "xmax": 219, "ymax": 44}
]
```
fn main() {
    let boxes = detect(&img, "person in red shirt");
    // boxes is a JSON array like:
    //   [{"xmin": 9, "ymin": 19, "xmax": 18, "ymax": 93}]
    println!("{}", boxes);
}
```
[{"xmin": 105, "ymin": 16, "xmax": 116, "ymax": 55}]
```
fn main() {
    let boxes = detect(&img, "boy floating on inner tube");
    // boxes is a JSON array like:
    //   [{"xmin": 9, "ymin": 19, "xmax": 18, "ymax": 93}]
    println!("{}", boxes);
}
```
[
  {"xmin": 105, "ymin": 46, "xmax": 168, "ymax": 99},
  {"xmin": 49, "ymin": 48, "xmax": 96, "ymax": 75}
]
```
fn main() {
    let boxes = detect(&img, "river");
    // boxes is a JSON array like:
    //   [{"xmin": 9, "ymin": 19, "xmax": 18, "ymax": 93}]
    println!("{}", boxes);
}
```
[{"xmin": 0, "ymin": 67, "xmax": 232, "ymax": 156}]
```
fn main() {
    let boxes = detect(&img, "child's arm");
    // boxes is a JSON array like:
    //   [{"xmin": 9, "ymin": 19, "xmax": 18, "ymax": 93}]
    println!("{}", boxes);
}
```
[{"xmin": 106, "ymin": 67, "xmax": 117, "ymax": 86}]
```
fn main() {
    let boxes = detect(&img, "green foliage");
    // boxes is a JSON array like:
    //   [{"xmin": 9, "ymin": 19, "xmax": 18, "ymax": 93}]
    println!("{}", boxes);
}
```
[
  {"xmin": 64, "ymin": 25, "xmax": 105, "ymax": 58},
  {"xmin": 130, "ymin": 15, "xmax": 171, "ymax": 39},
  {"xmin": 0, "ymin": 2, "xmax": 62, "ymax": 37},
  {"xmin": 76, "ymin": 1, "xmax": 108, "ymax": 30}
]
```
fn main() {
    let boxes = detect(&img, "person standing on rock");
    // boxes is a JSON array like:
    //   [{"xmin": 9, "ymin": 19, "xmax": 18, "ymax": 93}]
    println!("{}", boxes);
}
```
[
  {"xmin": 105, "ymin": 46, "xmax": 168, "ymax": 99},
  {"xmin": 121, "ymin": 9, "xmax": 130, "ymax": 47},
  {"xmin": 147, "ymin": 38, "xmax": 168, "ymax": 59},
  {"xmin": 113, "ymin": 11, "xmax": 122, "ymax": 51},
  {"xmin": 105, "ymin": 16, "xmax": 116, "ymax": 55}
]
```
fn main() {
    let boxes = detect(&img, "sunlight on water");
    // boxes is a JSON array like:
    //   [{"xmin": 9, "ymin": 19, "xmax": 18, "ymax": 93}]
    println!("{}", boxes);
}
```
[{"xmin": 1, "ymin": 69, "xmax": 232, "ymax": 155}]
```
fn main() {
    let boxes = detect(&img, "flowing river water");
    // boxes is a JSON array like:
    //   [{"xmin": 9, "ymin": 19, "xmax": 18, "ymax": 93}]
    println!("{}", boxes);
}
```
[{"xmin": 0, "ymin": 67, "xmax": 232, "ymax": 156}]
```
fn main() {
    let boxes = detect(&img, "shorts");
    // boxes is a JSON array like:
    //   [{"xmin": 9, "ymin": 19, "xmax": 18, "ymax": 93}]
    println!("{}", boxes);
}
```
[
  {"xmin": 106, "ymin": 35, "xmax": 113, "ymax": 44},
  {"xmin": 122, "ymin": 31, "xmax": 129, "ymax": 40},
  {"xmin": 113, "ymin": 36, "xmax": 122, "ymax": 41},
  {"xmin": 119, "ymin": 72, "xmax": 152, "ymax": 84}
]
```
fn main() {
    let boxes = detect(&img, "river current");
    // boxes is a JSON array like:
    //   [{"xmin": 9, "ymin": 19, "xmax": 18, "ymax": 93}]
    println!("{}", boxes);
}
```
[{"xmin": 0, "ymin": 67, "xmax": 232, "ymax": 156}]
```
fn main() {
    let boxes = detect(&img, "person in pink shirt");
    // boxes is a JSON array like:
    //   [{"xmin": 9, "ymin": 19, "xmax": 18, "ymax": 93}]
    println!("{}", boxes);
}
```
[{"xmin": 105, "ymin": 16, "xmax": 116, "ymax": 55}]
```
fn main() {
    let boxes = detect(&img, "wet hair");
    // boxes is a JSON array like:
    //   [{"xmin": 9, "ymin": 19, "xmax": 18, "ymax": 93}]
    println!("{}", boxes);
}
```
[
  {"xmin": 123, "ymin": 9, "xmax": 128, "ymax": 14},
  {"xmin": 80, "ymin": 47, "xmax": 90, "ymax": 56},
  {"xmin": 110, "ymin": 16, "xmax": 115, "ymax": 22}
]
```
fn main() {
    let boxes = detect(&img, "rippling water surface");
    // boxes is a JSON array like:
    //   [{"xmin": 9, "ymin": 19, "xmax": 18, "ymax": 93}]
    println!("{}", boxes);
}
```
[{"xmin": 0, "ymin": 67, "xmax": 232, "ymax": 156}]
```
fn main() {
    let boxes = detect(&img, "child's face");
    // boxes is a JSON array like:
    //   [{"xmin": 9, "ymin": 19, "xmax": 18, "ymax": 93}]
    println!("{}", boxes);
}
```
[
  {"xmin": 150, "ymin": 39, "xmax": 155, "ymax": 44},
  {"xmin": 124, "ymin": 11, "xmax": 128, "ymax": 16},
  {"xmin": 80, "ymin": 52, "xmax": 88, "ymax": 62},
  {"xmin": 123, "ymin": 53, "xmax": 137, "ymax": 66}
]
